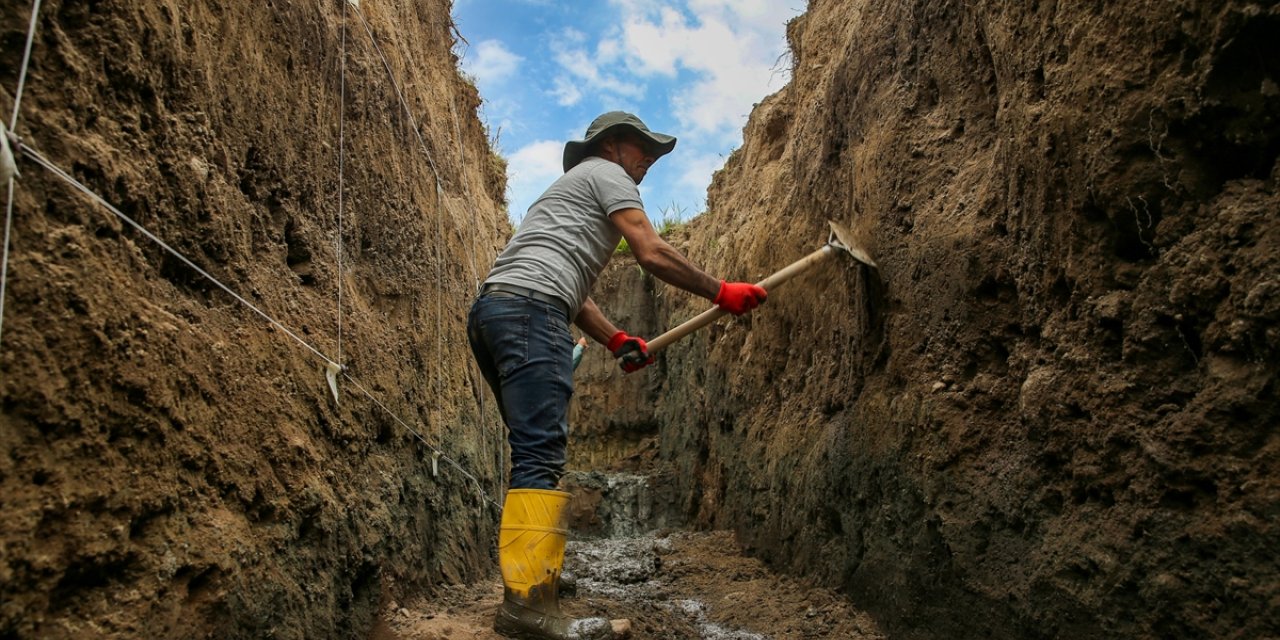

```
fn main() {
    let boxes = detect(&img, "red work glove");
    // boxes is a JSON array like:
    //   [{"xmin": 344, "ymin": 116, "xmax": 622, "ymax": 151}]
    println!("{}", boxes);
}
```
[
  {"xmin": 714, "ymin": 280, "xmax": 768, "ymax": 315},
  {"xmin": 607, "ymin": 330, "xmax": 654, "ymax": 374}
]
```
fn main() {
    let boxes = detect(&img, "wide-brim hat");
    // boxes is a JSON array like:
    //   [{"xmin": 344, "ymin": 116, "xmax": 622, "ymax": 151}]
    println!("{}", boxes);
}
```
[{"xmin": 562, "ymin": 111, "xmax": 677, "ymax": 173}]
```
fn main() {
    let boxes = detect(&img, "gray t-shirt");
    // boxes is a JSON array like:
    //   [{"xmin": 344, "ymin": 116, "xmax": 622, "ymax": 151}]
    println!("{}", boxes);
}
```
[{"xmin": 484, "ymin": 157, "xmax": 642, "ymax": 316}]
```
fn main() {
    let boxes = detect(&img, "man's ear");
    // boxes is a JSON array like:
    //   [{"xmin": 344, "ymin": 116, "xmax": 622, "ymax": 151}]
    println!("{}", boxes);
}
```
[{"xmin": 598, "ymin": 136, "xmax": 617, "ymax": 160}]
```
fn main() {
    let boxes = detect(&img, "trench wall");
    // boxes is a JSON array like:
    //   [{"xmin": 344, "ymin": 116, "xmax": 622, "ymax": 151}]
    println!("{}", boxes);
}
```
[
  {"xmin": 585, "ymin": 1, "xmax": 1279, "ymax": 637},
  {"xmin": 0, "ymin": 1, "xmax": 507, "ymax": 637}
]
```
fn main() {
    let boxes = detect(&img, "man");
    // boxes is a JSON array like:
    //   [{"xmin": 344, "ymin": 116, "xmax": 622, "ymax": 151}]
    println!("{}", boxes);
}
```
[{"xmin": 467, "ymin": 111, "xmax": 766, "ymax": 640}]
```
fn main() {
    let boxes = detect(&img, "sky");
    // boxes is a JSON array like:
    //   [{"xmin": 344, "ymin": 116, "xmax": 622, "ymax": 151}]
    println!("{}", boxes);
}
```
[{"xmin": 452, "ymin": 0, "xmax": 806, "ymax": 224}]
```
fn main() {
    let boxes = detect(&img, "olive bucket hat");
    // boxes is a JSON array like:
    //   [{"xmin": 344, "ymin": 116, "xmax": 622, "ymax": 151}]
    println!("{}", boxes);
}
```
[{"xmin": 562, "ymin": 111, "xmax": 677, "ymax": 172}]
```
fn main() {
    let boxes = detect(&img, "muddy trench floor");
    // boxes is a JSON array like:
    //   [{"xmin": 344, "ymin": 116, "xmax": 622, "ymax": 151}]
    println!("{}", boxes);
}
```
[{"xmin": 374, "ymin": 530, "xmax": 884, "ymax": 640}]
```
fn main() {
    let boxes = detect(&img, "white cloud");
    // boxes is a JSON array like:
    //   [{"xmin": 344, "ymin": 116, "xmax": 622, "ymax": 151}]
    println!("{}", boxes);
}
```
[
  {"xmin": 549, "ymin": 29, "xmax": 645, "ymax": 101},
  {"xmin": 611, "ymin": 0, "xmax": 796, "ymax": 141},
  {"xmin": 671, "ymin": 151, "xmax": 724, "ymax": 194},
  {"xmin": 617, "ymin": 6, "xmax": 687, "ymax": 77},
  {"xmin": 454, "ymin": 1, "xmax": 803, "ymax": 223},
  {"xmin": 561, "ymin": 27, "xmax": 588, "ymax": 45},
  {"xmin": 463, "ymin": 39, "xmax": 523, "ymax": 87},
  {"xmin": 636, "ymin": 150, "xmax": 718, "ymax": 219},
  {"xmin": 505, "ymin": 139, "xmax": 564, "ymax": 219},
  {"xmin": 551, "ymin": 77, "xmax": 583, "ymax": 106}
]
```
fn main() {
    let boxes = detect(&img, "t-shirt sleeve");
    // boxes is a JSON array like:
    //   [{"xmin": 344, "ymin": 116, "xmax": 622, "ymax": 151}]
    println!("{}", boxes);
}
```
[{"xmin": 587, "ymin": 162, "xmax": 644, "ymax": 216}]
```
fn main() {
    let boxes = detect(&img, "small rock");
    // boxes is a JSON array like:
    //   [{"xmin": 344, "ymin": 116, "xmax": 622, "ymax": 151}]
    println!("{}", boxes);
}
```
[{"xmin": 610, "ymin": 618, "xmax": 632, "ymax": 637}]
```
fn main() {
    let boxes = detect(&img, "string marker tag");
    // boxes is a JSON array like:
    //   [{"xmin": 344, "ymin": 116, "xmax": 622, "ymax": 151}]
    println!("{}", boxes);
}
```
[
  {"xmin": 325, "ymin": 362, "xmax": 342, "ymax": 404},
  {"xmin": 431, "ymin": 451, "xmax": 441, "ymax": 477},
  {"xmin": 1, "ymin": 123, "xmax": 18, "ymax": 182}
]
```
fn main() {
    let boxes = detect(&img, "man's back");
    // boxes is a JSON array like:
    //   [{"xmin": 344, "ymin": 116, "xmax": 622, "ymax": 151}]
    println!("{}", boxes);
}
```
[{"xmin": 485, "ymin": 157, "xmax": 641, "ymax": 316}]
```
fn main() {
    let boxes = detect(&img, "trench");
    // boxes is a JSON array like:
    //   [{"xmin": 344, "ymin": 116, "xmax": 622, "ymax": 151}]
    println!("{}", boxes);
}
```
[{"xmin": 4, "ymin": 1, "xmax": 1276, "ymax": 638}]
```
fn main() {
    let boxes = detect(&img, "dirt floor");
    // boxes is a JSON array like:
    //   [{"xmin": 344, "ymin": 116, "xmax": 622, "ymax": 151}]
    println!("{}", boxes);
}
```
[{"xmin": 378, "ymin": 530, "xmax": 883, "ymax": 640}]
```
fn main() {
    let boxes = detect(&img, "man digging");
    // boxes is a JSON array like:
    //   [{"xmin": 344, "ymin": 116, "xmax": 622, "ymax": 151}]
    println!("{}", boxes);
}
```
[{"xmin": 467, "ymin": 111, "xmax": 767, "ymax": 639}]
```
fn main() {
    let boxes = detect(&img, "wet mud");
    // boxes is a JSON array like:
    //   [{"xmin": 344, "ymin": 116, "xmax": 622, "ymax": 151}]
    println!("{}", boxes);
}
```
[
  {"xmin": 382, "ymin": 529, "xmax": 882, "ymax": 640},
  {"xmin": 382, "ymin": 468, "xmax": 881, "ymax": 640}
]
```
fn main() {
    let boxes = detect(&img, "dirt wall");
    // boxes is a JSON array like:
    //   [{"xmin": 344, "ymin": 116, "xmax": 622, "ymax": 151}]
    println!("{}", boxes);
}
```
[
  {"xmin": 0, "ymin": 1, "xmax": 507, "ymax": 637},
  {"xmin": 584, "ymin": 1, "xmax": 1278, "ymax": 638},
  {"xmin": 566, "ymin": 253, "xmax": 667, "ymax": 471}
]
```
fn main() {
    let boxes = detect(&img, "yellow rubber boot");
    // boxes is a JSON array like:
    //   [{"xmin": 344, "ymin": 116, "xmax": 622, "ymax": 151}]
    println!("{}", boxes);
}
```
[{"xmin": 494, "ymin": 489, "xmax": 629, "ymax": 640}]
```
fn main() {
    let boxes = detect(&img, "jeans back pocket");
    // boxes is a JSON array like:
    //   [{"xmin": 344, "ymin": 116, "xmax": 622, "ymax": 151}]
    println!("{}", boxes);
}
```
[{"xmin": 482, "ymin": 314, "xmax": 530, "ymax": 378}]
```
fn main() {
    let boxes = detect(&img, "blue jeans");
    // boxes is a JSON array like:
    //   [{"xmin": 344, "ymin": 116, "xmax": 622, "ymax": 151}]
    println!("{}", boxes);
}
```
[{"xmin": 467, "ymin": 294, "xmax": 574, "ymax": 489}]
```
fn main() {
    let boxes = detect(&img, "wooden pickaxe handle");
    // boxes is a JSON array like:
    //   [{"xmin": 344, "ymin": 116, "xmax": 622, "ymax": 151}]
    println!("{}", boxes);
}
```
[{"xmin": 646, "ymin": 243, "xmax": 842, "ymax": 354}]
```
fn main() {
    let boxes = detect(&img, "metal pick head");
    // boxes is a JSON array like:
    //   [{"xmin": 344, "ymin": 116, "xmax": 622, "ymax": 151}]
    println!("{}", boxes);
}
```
[{"xmin": 827, "ymin": 220, "xmax": 878, "ymax": 269}]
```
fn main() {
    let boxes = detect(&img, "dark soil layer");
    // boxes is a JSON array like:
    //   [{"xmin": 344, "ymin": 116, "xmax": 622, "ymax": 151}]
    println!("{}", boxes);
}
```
[
  {"xmin": 0, "ymin": 1, "xmax": 508, "ymax": 637},
  {"xmin": 582, "ymin": 1, "xmax": 1279, "ymax": 638}
]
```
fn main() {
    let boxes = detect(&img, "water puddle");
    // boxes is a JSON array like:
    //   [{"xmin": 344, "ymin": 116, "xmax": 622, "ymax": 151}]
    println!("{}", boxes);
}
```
[
  {"xmin": 561, "ymin": 470, "xmax": 769, "ymax": 639},
  {"xmin": 566, "ymin": 533, "xmax": 766, "ymax": 640}
]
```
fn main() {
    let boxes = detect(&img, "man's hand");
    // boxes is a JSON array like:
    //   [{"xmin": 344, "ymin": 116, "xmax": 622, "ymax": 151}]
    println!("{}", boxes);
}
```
[
  {"xmin": 714, "ymin": 280, "xmax": 768, "ymax": 315},
  {"xmin": 607, "ymin": 330, "xmax": 655, "ymax": 373}
]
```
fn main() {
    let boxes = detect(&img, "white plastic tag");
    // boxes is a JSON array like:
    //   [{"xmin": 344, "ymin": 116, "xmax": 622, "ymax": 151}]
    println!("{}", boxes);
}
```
[
  {"xmin": 325, "ymin": 362, "xmax": 342, "ymax": 404},
  {"xmin": 0, "ymin": 123, "xmax": 18, "ymax": 182}
]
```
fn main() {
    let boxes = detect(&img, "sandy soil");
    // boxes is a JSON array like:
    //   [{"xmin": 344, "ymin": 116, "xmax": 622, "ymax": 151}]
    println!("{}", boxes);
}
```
[{"xmin": 0, "ymin": 1, "xmax": 508, "ymax": 637}]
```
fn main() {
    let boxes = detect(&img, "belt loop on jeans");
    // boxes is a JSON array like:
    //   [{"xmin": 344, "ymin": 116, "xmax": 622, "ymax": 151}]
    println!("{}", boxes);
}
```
[{"xmin": 480, "ymin": 282, "xmax": 571, "ymax": 318}]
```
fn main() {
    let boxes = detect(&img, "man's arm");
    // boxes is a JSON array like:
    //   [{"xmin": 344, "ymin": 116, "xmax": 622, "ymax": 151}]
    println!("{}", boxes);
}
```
[
  {"xmin": 586, "ymin": 207, "xmax": 766, "ymax": 375},
  {"xmin": 609, "ymin": 208, "xmax": 720, "ymax": 300},
  {"xmin": 576, "ymin": 295, "xmax": 653, "ymax": 373},
  {"xmin": 574, "ymin": 296, "xmax": 621, "ymax": 345}
]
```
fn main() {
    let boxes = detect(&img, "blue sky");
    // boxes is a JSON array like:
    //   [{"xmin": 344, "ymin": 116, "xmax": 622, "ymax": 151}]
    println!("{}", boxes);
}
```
[{"xmin": 452, "ymin": 0, "xmax": 806, "ymax": 224}]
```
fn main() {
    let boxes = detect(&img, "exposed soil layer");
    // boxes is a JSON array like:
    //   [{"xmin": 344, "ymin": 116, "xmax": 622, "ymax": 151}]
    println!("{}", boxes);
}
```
[
  {"xmin": 381, "ymin": 529, "xmax": 884, "ymax": 640},
  {"xmin": 0, "ymin": 1, "xmax": 508, "ymax": 637},
  {"xmin": 581, "ymin": 1, "xmax": 1279, "ymax": 638},
  {"xmin": 567, "ymin": 254, "xmax": 667, "ymax": 471}
]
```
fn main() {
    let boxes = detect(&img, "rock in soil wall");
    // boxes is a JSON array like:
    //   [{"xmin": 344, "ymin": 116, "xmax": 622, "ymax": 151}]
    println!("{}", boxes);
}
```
[
  {"xmin": 585, "ymin": 1, "xmax": 1278, "ymax": 638},
  {"xmin": 0, "ymin": 1, "xmax": 507, "ymax": 637}
]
